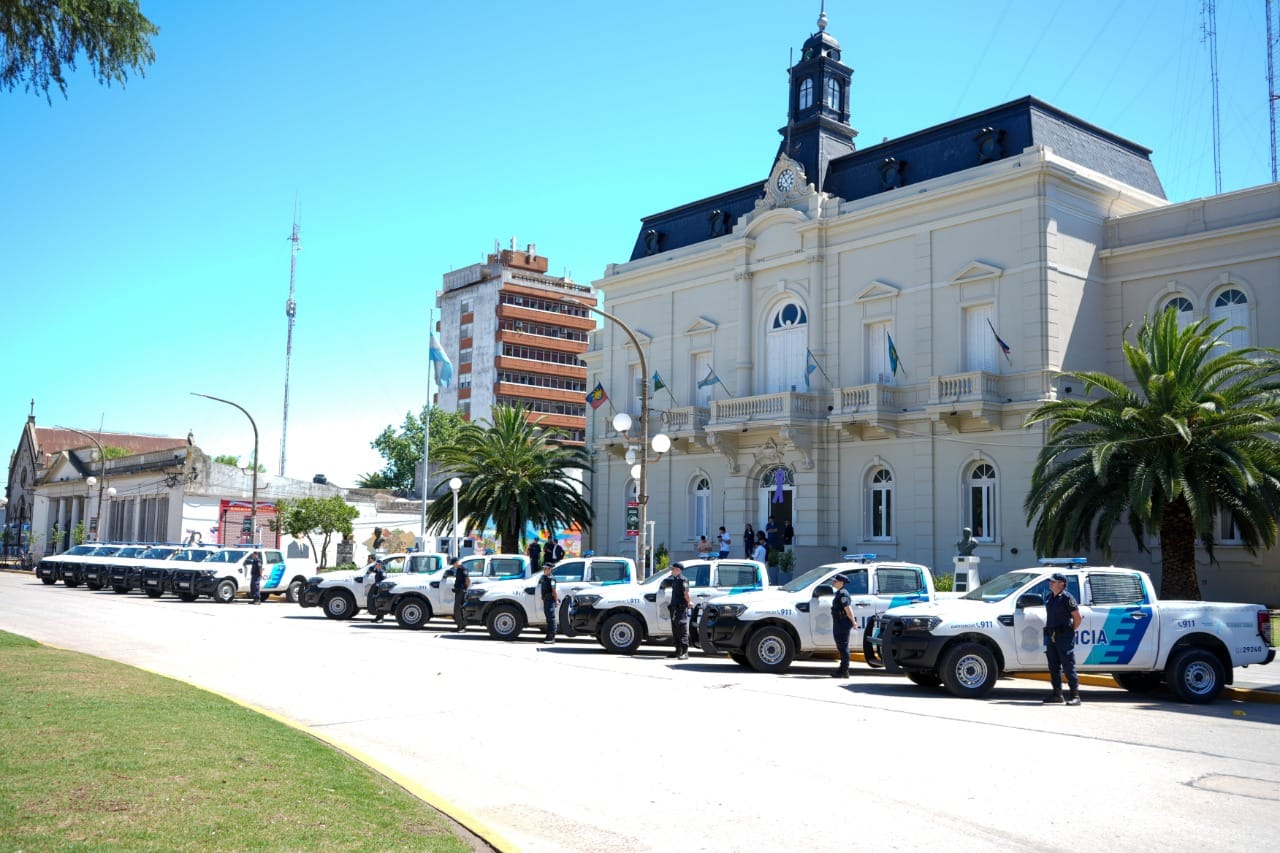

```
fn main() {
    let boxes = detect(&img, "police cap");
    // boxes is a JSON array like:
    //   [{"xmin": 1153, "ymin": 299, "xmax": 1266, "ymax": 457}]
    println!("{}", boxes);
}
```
[
  {"xmin": 831, "ymin": 573, "xmax": 850, "ymax": 585},
  {"xmin": 1049, "ymin": 572, "xmax": 1067, "ymax": 583}
]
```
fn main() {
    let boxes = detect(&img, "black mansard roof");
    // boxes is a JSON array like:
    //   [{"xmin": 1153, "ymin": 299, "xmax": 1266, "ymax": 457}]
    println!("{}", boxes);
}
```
[{"xmin": 628, "ymin": 97, "xmax": 1166, "ymax": 262}]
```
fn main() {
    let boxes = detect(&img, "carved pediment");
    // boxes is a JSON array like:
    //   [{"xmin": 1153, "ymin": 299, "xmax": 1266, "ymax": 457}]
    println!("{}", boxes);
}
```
[
  {"xmin": 686, "ymin": 316, "xmax": 718, "ymax": 334},
  {"xmin": 950, "ymin": 260, "xmax": 1003, "ymax": 285},
  {"xmin": 856, "ymin": 280, "xmax": 901, "ymax": 302}
]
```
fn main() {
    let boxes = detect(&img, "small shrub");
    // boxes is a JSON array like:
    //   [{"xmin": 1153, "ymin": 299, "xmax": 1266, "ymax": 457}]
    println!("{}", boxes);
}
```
[{"xmin": 935, "ymin": 573, "xmax": 954, "ymax": 593}]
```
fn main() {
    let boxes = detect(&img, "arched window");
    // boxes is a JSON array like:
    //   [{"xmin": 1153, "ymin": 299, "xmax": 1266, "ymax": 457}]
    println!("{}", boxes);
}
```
[
  {"xmin": 825, "ymin": 77, "xmax": 841, "ymax": 110},
  {"xmin": 799, "ymin": 77, "xmax": 813, "ymax": 110},
  {"xmin": 966, "ymin": 463, "xmax": 997, "ymax": 541},
  {"xmin": 766, "ymin": 302, "xmax": 808, "ymax": 394},
  {"xmin": 867, "ymin": 468, "xmax": 893, "ymax": 541},
  {"xmin": 690, "ymin": 477, "xmax": 710, "ymax": 539},
  {"xmin": 1210, "ymin": 288, "xmax": 1250, "ymax": 349},
  {"xmin": 1163, "ymin": 296, "xmax": 1193, "ymax": 331}
]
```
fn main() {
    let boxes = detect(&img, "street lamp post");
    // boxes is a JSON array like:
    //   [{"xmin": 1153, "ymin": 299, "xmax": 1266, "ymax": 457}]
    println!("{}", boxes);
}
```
[
  {"xmin": 192, "ymin": 393, "xmax": 259, "ymax": 547},
  {"xmin": 104, "ymin": 487, "xmax": 116, "ymax": 540},
  {"xmin": 449, "ymin": 477, "xmax": 462, "ymax": 560},
  {"xmin": 55, "ymin": 426, "xmax": 109, "ymax": 541}
]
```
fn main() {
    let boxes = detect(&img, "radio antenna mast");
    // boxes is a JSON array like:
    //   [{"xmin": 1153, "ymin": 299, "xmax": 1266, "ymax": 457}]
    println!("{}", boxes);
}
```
[
  {"xmin": 1202, "ymin": 0, "xmax": 1223, "ymax": 194},
  {"xmin": 1268, "ymin": 0, "xmax": 1278, "ymax": 182},
  {"xmin": 280, "ymin": 203, "xmax": 301, "ymax": 478}
]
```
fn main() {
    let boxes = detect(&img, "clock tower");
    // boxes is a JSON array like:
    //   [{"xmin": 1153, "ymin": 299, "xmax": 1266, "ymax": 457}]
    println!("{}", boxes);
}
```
[{"xmin": 778, "ymin": 5, "xmax": 857, "ymax": 192}]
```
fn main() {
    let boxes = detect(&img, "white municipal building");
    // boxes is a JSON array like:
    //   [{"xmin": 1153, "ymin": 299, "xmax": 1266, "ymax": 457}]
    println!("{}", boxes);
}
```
[{"xmin": 583, "ymin": 10, "xmax": 1279, "ymax": 605}]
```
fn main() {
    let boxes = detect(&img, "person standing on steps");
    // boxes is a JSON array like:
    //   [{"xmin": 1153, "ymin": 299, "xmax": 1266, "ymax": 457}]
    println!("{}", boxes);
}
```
[{"xmin": 717, "ymin": 526, "xmax": 731, "ymax": 559}]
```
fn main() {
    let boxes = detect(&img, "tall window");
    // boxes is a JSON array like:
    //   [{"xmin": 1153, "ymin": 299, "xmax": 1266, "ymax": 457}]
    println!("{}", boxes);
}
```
[
  {"xmin": 690, "ymin": 477, "xmax": 710, "ymax": 539},
  {"xmin": 825, "ymin": 77, "xmax": 841, "ymax": 110},
  {"xmin": 629, "ymin": 362, "xmax": 643, "ymax": 416},
  {"xmin": 1218, "ymin": 509, "xmax": 1242, "ymax": 545},
  {"xmin": 459, "ymin": 322, "xmax": 473, "ymax": 340},
  {"xmin": 967, "ymin": 463, "xmax": 997, "ymax": 541},
  {"xmin": 867, "ymin": 468, "xmax": 893, "ymax": 540},
  {"xmin": 964, "ymin": 305, "xmax": 997, "ymax": 372},
  {"xmin": 798, "ymin": 77, "xmax": 813, "ymax": 110},
  {"xmin": 867, "ymin": 320, "xmax": 893, "ymax": 384},
  {"xmin": 1163, "ymin": 296, "xmax": 1193, "ymax": 331},
  {"xmin": 460, "ymin": 347, "xmax": 472, "ymax": 365},
  {"xmin": 766, "ymin": 302, "xmax": 808, "ymax": 394},
  {"xmin": 1210, "ymin": 288, "xmax": 1249, "ymax": 349},
  {"xmin": 460, "ymin": 297, "xmax": 472, "ymax": 315}
]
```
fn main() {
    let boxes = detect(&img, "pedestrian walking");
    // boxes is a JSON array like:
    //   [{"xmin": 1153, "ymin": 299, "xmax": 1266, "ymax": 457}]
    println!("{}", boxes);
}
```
[
  {"xmin": 1043, "ymin": 572, "xmax": 1082, "ymax": 705},
  {"xmin": 666, "ymin": 562, "xmax": 692, "ymax": 660},
  {"xmin": 718, "ymin": 526, "xmax": 731, "ymax": 559},
  {"xmin": 538, "ymin": 561, "xmax": 558, "ymax": 643},
  {"xmin": 368, "ymin": 559, "xmax": 386, "ymax": 621},
  {"xmin": 526, "ymin": 538, "xmax": 542, "ymax": 573},
  {"xmin": 742, "ymin": 523, "xmax": 755, "ymax": 559},
  {"xmin": 830, "ymin": 573, "xmax": 854, "ymax": 678},
  {"xmin": 247, "ymin": 550, "xmax": 263, "ymax": 604},
  {"xmin": 451, "ymin": 557, "xmax": 470, "ymax": 632}
]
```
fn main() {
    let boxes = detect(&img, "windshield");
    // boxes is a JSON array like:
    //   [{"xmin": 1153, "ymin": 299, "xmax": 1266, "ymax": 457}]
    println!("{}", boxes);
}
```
[
  {"xmin": 139, "ymin": 547, "xmax": 179, "ymax": 560},
  {"xmin": 173, "ymin": 549, "xmax": 216, "ymax": 563},
  {"xmin": 64, "ymin": 545, "xmax": 96, "ymax": 556},
  {"xmin": 962, "ymin": 571, "xmax": 1039, "ymax": 602},
  {"xmin": 205, "ymin": 549, "xmax": 249, "ymax": 564},
  {"xmin": 489, "ymin": 557, "xmax": 526, "ymax": 578},
  {"xmin": 780, "ymin": 567, "xmax": 833, "ymax": 592},
  {"xmin": 118, "ymin": 547, "xmax": 148, "ymax": 558},
  {"xmin": 639, "ymin": 569, "xmax": 672, "ymax": 587},
  {"xmin": 91, "ymin": 546, "xmax": 123, "ymax": 556}
]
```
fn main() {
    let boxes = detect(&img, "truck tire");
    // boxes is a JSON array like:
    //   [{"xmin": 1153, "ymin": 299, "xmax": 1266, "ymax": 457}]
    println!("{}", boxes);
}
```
[
  {"xmin": 286, "ymin": 578, "xmax": 304, "ymax": 604},
  {"xmin": 1167, "ymin": 648, "xmax": 1225, "ymax": 704},
  {"xmin": 179, "ymin": 592, "xmax": 197, "ymax": 602},
  {"xmin": 862, "ymin": 618, "xmax": 883, "ymax": 669},
  {"xmin": 64, "ymin": 578, "xmax": 81, "ymax": 588},
  {"xmin": 111, "ymin": 585, "xmax": 128, "ymax": 594},
  {"xmin": 40, "ymin": 576, "xmax": 56, "ymax": 585},
  {"xmin": 214, "ymin": 579, "xmax": 237, "ymax": 604},
  {"xmin": 486, "ymin": 604, "xmax": 525, "ymax": 641},
  {"xmin": 145, "ymin": 588, "xmax": 163, "ymax": 599},
  {"xmin": 395, "ymin": 598, "xmax": 431, "ymax": 630},
  {"xmin": 600, "ymin": 613, "xmax": 643, "ymax": 655},
  {"xmin": 322, "ymin": 590, "xmax": 356, "ymax": 620},
  {"xmin": 745, "ymin": 626, "xmax": 795, "ymax": 674},
  {"xmin": 1113, "ymin": 672, "xmax": 1163, "ymax": 694},
  {"xmin": 729, "ymin": 652, "xmax": 751, "ymax": 668},
  {"xmin": 906, "ymin": 671, "xmax": 943, "ymax": 687},
  {"xmin": 559, "ymin": 600, "xmax": 576, "ymax": 637},
  {"xmin": 939, "ymin": 641, "xmax": 998, "ymax": 698},
  {"xmin": 86, "ymin": 581, "xmax": 103, "ymax": 591}
]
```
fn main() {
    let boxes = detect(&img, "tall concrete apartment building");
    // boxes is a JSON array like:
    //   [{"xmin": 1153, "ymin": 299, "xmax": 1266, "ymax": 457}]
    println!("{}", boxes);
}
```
[{"xmin": 435, "ymin": 243, "xmax": 595, "ymax": 444}]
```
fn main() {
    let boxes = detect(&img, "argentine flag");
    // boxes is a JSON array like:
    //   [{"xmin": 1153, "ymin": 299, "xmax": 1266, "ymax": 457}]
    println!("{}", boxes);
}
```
[{"xmin": 428, "ymin": 332, "xmax": 454, "ymax": 388}]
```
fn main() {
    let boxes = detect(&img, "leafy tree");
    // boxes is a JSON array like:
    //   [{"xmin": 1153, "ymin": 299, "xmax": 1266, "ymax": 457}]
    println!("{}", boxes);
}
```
[
  {"xmin": 1024, "ymin": 311, "xmax": 1280, "ymax": 600},
  {"xmin": 422, "ymin": 405, "xmax": 592, "ymax": 553},
  {"xmin": 360, "ymin": 406, "xmax": 466, "ymax": 494},
  {"xmin": 1, "ymin": 0, "xmax": 159, "ymax": 101},
  {"xmin": 101, "ymin": 445, "xmax": 129, "ymax": 459},
  {"xmin": 71, "ymin": 520, "xmax": 86, "ymax": 545},
  {"xmin": 276, "ymin": 495, "xmax": 359, "ymax": 569}
]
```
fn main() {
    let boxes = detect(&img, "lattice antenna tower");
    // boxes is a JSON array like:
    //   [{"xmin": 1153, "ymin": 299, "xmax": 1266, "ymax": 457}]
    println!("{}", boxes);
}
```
[
  {"xmin": 280, "ymin": 205, "xmax": 301, "ymax": 478},
  {"xmin": 1202, "ymin": 0, "xmax": 1223, "ymax": 194},
  {"xmin": 1268, "ymin": 0, "xmax": 1279, "ymax": 181}
]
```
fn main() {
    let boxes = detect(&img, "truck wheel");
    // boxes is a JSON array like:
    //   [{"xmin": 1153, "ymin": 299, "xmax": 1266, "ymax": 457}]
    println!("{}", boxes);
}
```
[
  {"xmin": 862, "ymin": 619, "xmax": 883, "ymax": 669},
  {"xmin": 145, "ymin": 588, "xmax": 163, "ymax": 599},
  {"xmin": 179, "ymin": 592, "xmax": 197, "ymax": 602},
  {"xmin": 486, "ymin": 604, "xmax": 525, "ymax": 641},
  {"xmin": 86, "ymin": 581, "xmax": 103, "ymax": 591},
  {"xmin": 286, "ymin": 579, "xmax": 304, "ymax": 604},
  {"xmin": 559, "ymin": 600, "xmax": 576, "ymax": 637},
  {"xmin": 395, "ymin": 598, "xmax": 431, "ymax": 630},
  {"xmin": 906, "ymin": 671, "xmax": 943, "ymax": 687},
  {"xmin": 65, "ymin": 578, "xmax": 81, "ymax": 588},
  {"xmin": 214, "ymin": 579, "xmax": 237, "ymax": 604},
  {"xmin": 111, "ymin": 585, "xmax": 128, "ymax": 594},
  {"xmin": 729, "ymin": 652, "xmax": 751, "ymax": 668},
  {"xmin": 40, "ymin": 576, "xmax": 56, "ymax": 585},
  {"xmin": 600, "ymin": 613, "xmax": 642, "ymax": 654},
  {"xmin": 939, "ymin": 642, "xmax": 998, "ymax": 698},
  {"xmin": 1113, "ymin": 672, "xmax": 1164, "ymax": 694},
  {"xmin": 1167, "ymin": 648, "xmax": 1225, "ymax": 704},
  {"xmin": 745, "ymin": 627, "xmax": 795, "ymax": 673},
  {"xmin": 322, "ymin": 591, "xmax": 356, "ymax": 620}
]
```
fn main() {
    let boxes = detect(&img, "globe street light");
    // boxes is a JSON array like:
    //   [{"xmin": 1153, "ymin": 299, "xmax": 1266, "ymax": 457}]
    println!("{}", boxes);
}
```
[
  {"xmin": 192, "ymin": 393, "xmax": 259, "ymax": 547},
  {"xmin": 448, "ymin": 477, "xmax": 462, "ymax": 559}
]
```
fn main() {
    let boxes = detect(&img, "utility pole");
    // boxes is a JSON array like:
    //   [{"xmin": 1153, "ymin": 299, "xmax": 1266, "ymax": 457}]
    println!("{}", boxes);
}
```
[
  {"xmin": 280, "ymin": 206, "xmax": 301, "ymax": 478},
  {"xmin": 1202, "ymin": 0, "xmax": 1223, "ymax": 194},
  {"xmin": 1268, "ymin": 0, "xmax": 1278, "ymax": 182}
]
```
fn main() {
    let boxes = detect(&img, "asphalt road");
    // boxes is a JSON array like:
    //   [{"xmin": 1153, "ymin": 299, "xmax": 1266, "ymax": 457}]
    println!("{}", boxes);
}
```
[{"xmin": 3, "ymin": 572, "xmax": 1279, "ymax": 852}]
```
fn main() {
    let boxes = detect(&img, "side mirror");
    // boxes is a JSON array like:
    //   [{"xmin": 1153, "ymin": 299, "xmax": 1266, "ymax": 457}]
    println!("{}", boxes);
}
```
[
  {"xmin": 814, "ymin": 584, "xmax": 834, "ymax": 597},
  {"xmin": 1016, "ymin": 593, "xmax": 1043, "ymax": 610}
]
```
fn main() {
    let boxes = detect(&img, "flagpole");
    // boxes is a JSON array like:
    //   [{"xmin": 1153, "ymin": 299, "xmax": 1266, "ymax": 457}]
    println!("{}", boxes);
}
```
[{"xmin": 420, "ymin": 308, "xmax": 433, "ymax": 544}]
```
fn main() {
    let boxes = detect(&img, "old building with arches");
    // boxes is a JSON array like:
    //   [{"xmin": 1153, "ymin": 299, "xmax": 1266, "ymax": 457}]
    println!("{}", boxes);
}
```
[{"xmin": 584, "ymin": 11, "xmax": 1279, "ymax": 603}]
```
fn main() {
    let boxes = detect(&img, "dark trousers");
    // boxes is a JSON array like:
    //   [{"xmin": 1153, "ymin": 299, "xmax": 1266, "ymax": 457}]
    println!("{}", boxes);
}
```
[
  {"xmin": 453, "ymin": 591, "xmax": 466, "ymax": 629},
  {"xmin": 543, "ymin": 599, "xmax": 557, "ymax": 639},
  {"xmin": 250, "ymin": 576, "xmax": 262, "ymax": 603},
  {"xmin": 671, "ymin": 608, "xmax": 690, "ymax": 654},
  {"xmin": 833, "ymin": 620, "xmax": 852, "ymax": 673},
  {"xmin": 1045, "ymin": 628, "xmax": 1079, "ymax": 693}
]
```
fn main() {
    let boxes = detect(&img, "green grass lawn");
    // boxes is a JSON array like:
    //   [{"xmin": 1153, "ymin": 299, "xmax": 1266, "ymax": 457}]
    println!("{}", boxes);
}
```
[{"xmin": 0, "ymin": 631, "xmax": 478, "ymax": 851}]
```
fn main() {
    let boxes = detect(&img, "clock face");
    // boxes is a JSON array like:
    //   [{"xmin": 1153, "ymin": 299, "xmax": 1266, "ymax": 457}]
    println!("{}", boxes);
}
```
[{"xmin": 776, "ymin": 169, "xmax": 795, "ymax": 193}]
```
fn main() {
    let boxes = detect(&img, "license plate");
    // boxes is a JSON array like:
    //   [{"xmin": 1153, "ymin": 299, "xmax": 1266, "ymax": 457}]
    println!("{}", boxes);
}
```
[{"xmin": 177, "ymin": 582, "xmax": 190, "ymax": 589}]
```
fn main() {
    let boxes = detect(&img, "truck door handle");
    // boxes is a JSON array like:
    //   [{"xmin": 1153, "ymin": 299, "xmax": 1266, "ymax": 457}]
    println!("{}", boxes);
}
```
[{"xmin": 1129, "ymin": 612, "xmax": 1147, "ymax": 619}]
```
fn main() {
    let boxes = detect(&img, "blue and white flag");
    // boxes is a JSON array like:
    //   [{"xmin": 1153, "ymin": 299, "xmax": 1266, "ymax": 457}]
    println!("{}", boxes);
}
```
[
  {"xmin": 428, "ymin": 332, "xmax": 454, "ymax": 387},
  {"xmin": 696, "ymin": 366, "xmax": 721, "ymax": 389},
  {"xmin": 804, "ymin": 349, "xmax": 820, "ymax": 389}
]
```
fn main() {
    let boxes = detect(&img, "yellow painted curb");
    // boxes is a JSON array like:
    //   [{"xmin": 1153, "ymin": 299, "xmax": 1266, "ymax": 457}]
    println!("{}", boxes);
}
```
[{"xmin": 35, "ymin": 638, "xmax": 519, "ymax": 853}]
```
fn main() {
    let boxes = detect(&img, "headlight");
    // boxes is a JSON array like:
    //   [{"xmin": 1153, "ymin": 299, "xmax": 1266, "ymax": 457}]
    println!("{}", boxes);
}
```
[
  {"xmin": 899, "ymin": 615, "xmax": 941, "ymax": 632},
  {"xmin": 464, "ymin": 589, "xmax": 486, "ymax": 603},
  {"xmin": 572, "ymin": 594, "xmax": 602, "ymax": 609},
  {"xmin": 375, "ymin": 581, "xmax": 396, "ymax": 593},
  {"xmin": 307, "ymin": 576, "xmax": 323, "ymax": 586},
  {"xmin": 198, "ymin": 569, "xmax": 217, "ymax": 577},
  {"xmin": 711, "ymin": 603, "xmax": 747, "ymax": 618}
]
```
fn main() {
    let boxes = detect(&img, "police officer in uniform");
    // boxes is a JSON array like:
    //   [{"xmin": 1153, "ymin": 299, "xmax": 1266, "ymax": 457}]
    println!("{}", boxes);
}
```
[
  {"xmin": 247, "ymin": 550, "xmax": 264, "ymax": 604},
  {"xmin": 538, "ymin": 561, "xmax": 558, "ymax": 643},
  {"xmin": 1043, "ymin": 572, "xmax": 1082, "ymax": 705},
  {"xmin": 451, "ymin": 557, "xmax": 470, "ymax": 632},
  {"xmin": 368, "ymin": 559, "xmax": 386, "ymax": 621},
  {"xmin": 666, "ymin": 562, "xmax": 692, "ymax": 660},
  {"xmin": 526, "ymin": 538, "xmax": 541, "ymax": 573},
  {"xmin": 830, "ymin": 573, "xmax": 855, "ymax": 678}
]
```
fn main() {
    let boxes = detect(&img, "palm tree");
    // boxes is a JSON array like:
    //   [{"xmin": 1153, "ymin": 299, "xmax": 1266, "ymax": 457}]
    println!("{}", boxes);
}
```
[
  {"xmin": 422, "ymin": 404, "xmax": 594, "ymax": 553},
  {"xmin": 1024, "ymin": 310, "xmax": 1280, "ymax": 600}
]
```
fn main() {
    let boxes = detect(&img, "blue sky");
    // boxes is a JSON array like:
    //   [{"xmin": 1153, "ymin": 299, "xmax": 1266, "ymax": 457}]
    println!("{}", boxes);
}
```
[{"xmin": 3, "ymin": 0, "xmax": 1273, "ymax": 489}]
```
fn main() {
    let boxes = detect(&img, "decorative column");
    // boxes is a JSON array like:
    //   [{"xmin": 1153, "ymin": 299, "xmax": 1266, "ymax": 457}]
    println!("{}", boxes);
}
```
[{"xmin": 734, "ymin": 269, "xmax": 753, "ymax": 397}]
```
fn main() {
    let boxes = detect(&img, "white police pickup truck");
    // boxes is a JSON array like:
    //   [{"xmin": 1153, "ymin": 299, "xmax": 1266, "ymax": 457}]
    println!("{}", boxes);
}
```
[
  {"xmin": 570, "ymin": 559, "xmax": 771, "ymax": 655},
  {"xmin": 869, "ymin": 559, "xmax": 1276, "ymax": 703},
  {"xmin": 369, "ymin": 553, "xmax": 532, "ymax": 629},
  {"xmin": 170, "ymin": 546, "xmax": 314, "ymax": 604},
  {"xmin": 700, "ymin": 555, "xmax": 936, "ymax": 673},
  {"xmin": 461, "ymin": 556, "xmax": 636, "ymax": 640},
  {"xmin": 36, "ymin": 544, "xmax": 110, "ymax": 587},
  {"xmin": 299, "ymin": 552, "xmax": 445, "ymax": 619}
]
